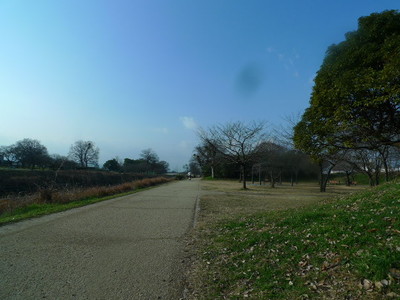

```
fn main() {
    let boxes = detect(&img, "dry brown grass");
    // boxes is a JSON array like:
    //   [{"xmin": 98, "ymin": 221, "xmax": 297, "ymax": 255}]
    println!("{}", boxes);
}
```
[
  {"xmin": 0, "ymin": 177, "xmax": 172, "ymax": 215},
  {"xmin": 197, "ymin": 179, "xmax": 367, "ymax": 227}
]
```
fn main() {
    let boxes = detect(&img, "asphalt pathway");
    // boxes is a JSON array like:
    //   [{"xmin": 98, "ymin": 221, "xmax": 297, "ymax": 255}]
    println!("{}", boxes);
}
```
[{"xmin": 0, "ymin": 179, "xmax": 200, "ymax": 299}]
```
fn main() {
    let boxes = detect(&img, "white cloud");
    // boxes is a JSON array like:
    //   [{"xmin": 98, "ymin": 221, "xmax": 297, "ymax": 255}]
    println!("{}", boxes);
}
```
[
  {"xmin": 153, "ymin": 127, "xmax": 169, "ymax": 134},
  {"xmin": 179, "ymin": 140, "xmax": 189, "ymax": 149},
  {"xmin": 180, "ymin": 116, "xmax": 197, "ymax": 130},
  {"xmin": 267, "ymin": 47, "xmax": 300, "ymax": 78},
  {"xmin": 267, "ymin": 47, "xmax": 275, "ymax": 53}
]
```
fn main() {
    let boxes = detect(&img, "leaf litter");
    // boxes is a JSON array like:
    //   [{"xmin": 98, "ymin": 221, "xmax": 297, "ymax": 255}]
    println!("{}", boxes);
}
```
[{"xmin": 187, "ymin": 182, "xmax": 400, "ymax": 299}]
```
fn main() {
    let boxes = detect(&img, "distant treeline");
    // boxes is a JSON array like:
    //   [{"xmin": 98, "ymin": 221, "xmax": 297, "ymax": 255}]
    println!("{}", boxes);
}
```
[{"xmin": 0, "ymin": 138, "xmax": 170, "ymax": 175}]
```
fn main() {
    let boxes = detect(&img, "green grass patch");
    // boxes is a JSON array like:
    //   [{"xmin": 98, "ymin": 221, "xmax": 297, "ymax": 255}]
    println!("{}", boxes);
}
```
[
  {"xmin": 203, "ymin": 176, "xmax": 219, "ymax": 180},
  {"xmin": 195, "ymin": 183, "xmax": 400, "ymax": 299},
  {"xmin": 0, "ymin": 190, "xmax": 137, "ymax": 225}
]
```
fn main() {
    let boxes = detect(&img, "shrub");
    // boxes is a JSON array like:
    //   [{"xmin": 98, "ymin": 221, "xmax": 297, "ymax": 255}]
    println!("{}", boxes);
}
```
[
  {"xmin": 39, "ymin": 188, "xmax": 53, "ymax": 203},
  {"xmin": 175, "ymin": 174, "xmax": 185, "ymax": 180}
]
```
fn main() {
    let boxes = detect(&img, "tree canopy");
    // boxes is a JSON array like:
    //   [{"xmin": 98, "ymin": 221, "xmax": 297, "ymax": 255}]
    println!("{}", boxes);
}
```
[
  {"xmin": 294, "ymin": 10, "xmax": 400, "ymax": 190},
  {"xmin": 121, "ymin": 150, "xmax": 169, "ymax": 175},
  {"xmin": 12, "ymin": 138, "xmax": 49, "ymax": 169},
  {"xmin": 103, "ymin": 158, "xmax": 122, "ymax": 172},
  {"xmin": 297, "ymin": 10, "xmax": 400, "ymax": 150}
]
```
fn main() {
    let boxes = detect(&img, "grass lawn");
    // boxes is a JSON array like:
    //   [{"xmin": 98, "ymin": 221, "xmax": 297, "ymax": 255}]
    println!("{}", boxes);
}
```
[{"xmin": 187, "ymin": 180, "xmax": 400, "ymax": 299}]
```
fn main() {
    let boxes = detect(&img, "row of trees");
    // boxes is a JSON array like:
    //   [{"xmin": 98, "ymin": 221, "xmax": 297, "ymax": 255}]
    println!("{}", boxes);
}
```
[
  {"xmin": 0, "ymin": 139, "xmax": 169, "ymax": 175},
  {"xmin": 0, "ymin": 139, "xmax": 99, "ymax": 170},
  {"xmin": 192, "ymin": 11, "xmax": 400, "ymax": 191},
  {"xmin": 192, "ymin": 121, "xmax": 317, "ymax": 189},
  {"xmin": 193, "ymin": 119, "xmax": 400, "ymax": 192},
  {"xmin": 103, "ymin": 149, "xmax": 169, "ymax": 175},
  {"xmin": 293, "ymin": 10, "xmax": 400, "ymax": 191}
]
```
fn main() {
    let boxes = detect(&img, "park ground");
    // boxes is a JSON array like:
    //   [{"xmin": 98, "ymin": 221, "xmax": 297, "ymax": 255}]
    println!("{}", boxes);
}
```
[{"xmin": 185, "ymin": 179, "xmax": 400, "ymax": 299}]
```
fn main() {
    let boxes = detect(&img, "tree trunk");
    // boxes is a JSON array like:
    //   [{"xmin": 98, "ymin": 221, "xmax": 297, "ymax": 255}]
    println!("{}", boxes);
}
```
[
  {"xmin": 318, "ymin": 162, "xmax": 332, "ymax": 192},
  {"xmin": 320, "ymin": 173, "xmax": 329, "ymax": 192},
  {"xmin": 383, "ymin": 160, "xmax": 389, "ymax": 182},
  {"xmin": 374, "ymin": 171, "xmax": 380, "ymax": 186},
  {"xmin": 345, "ymin": 171, "xmax": 351, "ymax": 186},
  {"xmin": 321, "ymin": 173, "xmax": 331, "ymax": 192},
  {"xmin": 270, "ymin": 170, "xmax": 275, "ymax": 188},
  {"xmin": 367, "ymin": 172, "xmax": 374, "ymax": 186},
  {"xmin": 319, "ymin": 162, "xmax": 325, "ymax": 192},
  {"xmin": 241, "ymin": 164, "xmax": 247, "ymax": 189}
]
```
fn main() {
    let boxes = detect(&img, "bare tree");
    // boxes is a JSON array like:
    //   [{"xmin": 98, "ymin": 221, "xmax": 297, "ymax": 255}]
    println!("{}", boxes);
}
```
[
  {"xmin": 0, "ymin": 145, "xmax": 16, "ymax": 167},
  {"xmin": 199, "ymin": 121, "xmax": 267, "ymax": 189},
  {"xmin": 256, "ymin": 141, "xmax": 287, "ymax": 188},
  {"xmin": 345, "ymin": 149, "xmax": 383, "ymax": 186},
  {"xmin": 193, "ymin": 140, "xmax": 221, "ymax": 178},
  {"xmin": 69, "ymin": 140, "xmax": 99, "ymax": 168},
  {"xmin": 274, "ymin": 113, "xmax": 302, "ymax": 149},
  {"xmin": 188, "ymin": 155, "xmax": 201, "ymax": 177},
  {"xmin": 140, "ymin": 148, "xmax": 158, "ymax": 173},
  {"xmin": 334, "ymin": 159, "xmax": 356, "ymax": 186},
  {"xmin": 387, "ymin": 146, "xmax": 400, "ymax": 175}
]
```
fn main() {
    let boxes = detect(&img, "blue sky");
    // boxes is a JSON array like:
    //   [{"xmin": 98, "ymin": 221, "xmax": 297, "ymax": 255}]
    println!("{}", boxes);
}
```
[{"xmin": 1, "ymin": 1, "xmax": 399, "ymax": 170}]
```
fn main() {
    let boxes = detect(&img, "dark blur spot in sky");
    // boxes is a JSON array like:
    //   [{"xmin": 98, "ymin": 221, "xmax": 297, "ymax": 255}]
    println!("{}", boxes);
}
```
[{"xmin": 235, "ymin": 62, "xmax": 264, "ymax": 97}]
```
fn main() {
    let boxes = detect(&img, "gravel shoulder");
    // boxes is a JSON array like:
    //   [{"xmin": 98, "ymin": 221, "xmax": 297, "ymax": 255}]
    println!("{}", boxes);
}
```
[{"xmin": 0, "ymin": 179, "xmax": 200, "ymax": 300}]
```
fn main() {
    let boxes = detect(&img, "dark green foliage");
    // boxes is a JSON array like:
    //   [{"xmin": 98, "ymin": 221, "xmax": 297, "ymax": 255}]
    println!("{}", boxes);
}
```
[
  {"xmin": 294, "ymin": 11, "xmax": 400, "ymax": 191},
  {"xmin": 296, "ymin": 10, "xmax": 400, "ymax": 150},
  {"xmin": 10, "ymin": 138, "xmax": 49, "ymax": 169},
  {"xmin": 103, "ymin": 158, "xmax": 122, "ymax": 172},
  {"xmin": 175, "ymin": 174, "xmax": 185, "ymax": 180},
  {"xmin": 123, "ymin": 149, "xmax": 169, "ymax": 174}
]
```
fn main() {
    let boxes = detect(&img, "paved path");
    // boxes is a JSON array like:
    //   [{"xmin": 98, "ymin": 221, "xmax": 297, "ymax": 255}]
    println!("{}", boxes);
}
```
[{"xmin": 0, "ymin": 179, "xmax": 200, "ymax": 299}]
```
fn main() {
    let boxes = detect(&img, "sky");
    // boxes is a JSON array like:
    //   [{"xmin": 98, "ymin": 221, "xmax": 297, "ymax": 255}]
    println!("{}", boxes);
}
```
[{"xmin": 1, "ymin": 1, "xmax": 399, "ymax": 171}]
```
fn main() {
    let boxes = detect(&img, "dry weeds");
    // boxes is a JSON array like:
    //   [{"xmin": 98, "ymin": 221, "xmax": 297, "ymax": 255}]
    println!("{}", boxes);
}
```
[
  {"xmin": 0, "ymin": 177, "xmax": 172, "ymax": 215},
  {"xmin": 197, "ymin": 180, "xmax": 366, "ymax": 225}
]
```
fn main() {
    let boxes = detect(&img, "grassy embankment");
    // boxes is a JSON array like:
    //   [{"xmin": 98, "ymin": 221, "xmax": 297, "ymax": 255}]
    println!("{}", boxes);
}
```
[
  {"xmin": 189, "ymin": 180, "xmax": 400, "ymax": 299},
  {"xmin": 0, "ymin": 177, "xmax": 172, "ymax": 225}
]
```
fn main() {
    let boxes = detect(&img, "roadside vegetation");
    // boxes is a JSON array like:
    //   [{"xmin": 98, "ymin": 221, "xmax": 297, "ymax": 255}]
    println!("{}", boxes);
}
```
[
  {"xmin": 0, "ymin": 168, "xmax": 164, "ymax": 197},
  {"xmin": 0, "ymin": 140, "xmax": 176, "ymax": 225},
  {"xmin": 188, "ymin": 180, "xmax": 400, "ymax": 299},
  {"xmin": 0, "ymin": 177, "xmax": 172, "ymax": 225}
]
